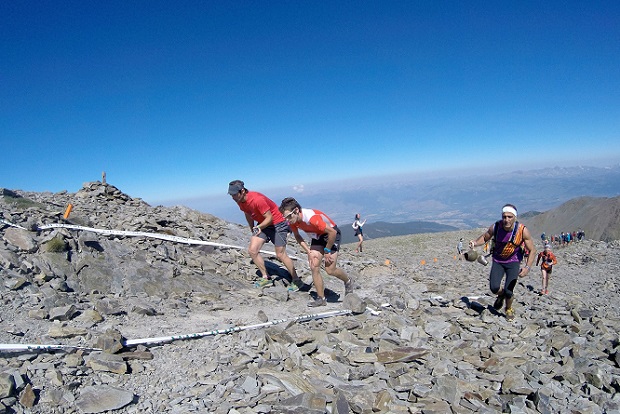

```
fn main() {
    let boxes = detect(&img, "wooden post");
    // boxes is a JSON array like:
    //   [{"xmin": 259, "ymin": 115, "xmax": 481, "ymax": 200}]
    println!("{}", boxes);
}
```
[{"xmin": 102, "ymin": 171, "xmax": 106, "ymax": 185}]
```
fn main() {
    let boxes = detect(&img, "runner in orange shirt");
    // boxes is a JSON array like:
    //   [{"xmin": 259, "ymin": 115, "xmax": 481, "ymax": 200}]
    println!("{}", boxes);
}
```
[
  {"xmin": 279, "ymin": 197, "xmax": 354, "ymax": 307},
  {"xmin": 536, "ymin": 244, "xmax": 558, "ymax": 295}
]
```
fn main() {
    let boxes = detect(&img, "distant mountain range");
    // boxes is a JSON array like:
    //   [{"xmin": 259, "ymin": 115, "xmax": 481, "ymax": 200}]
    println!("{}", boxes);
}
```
[
  {"xmin": 171, "ymin": 164, "xmax": 620, "ymax": 241},
  {"xmin": 522, "ymin": 195, "xmax": 620, "ymax": 242},
  {"xmin": 338, "ymin": 220, "xmax": 458, "ymax": 245}
]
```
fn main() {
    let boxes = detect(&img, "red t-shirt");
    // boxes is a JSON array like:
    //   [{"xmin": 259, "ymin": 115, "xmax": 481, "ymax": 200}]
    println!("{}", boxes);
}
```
[
  {"xmin": 236, "ymin": 191, "xmax": 285, "ymax": 225},
  {"xmin": 289, "ymin": 208, "xmax": 336, "ymax": 239}
]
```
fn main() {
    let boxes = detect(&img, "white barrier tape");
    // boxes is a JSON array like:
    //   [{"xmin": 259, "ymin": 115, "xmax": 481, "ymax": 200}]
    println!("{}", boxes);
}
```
[
  {"xmin": 124, "ymin": 309, "xmax": 353, "ymax": 347},
  {"xmin": 39, "ymin": 223, "xmax": 247, "ymax": 249},
  {"xmin": 366, "ymin": 306, "xmax": 381, "ymax": 315},
  {"xmin": 0, "ymin": 309, "xmax": 358, "ymax": 352},
  {"xmin": 36, "ymin": 223, "xmax": 298, "ymax": 259},
  {"xmin": 0, "ymin": 344, "xmax": 102, "ymax": 353},
  {"xmin": 1, "ymin": 219, "xmax": 26, "ymax": 230}
]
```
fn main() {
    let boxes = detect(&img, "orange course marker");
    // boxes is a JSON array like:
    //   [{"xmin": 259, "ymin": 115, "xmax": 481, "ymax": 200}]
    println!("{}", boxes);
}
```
[
  {"xmin": 63, "ymin": 204, "xmax": 73, "ymax": 219},
  {"xmin": 420, "ymin": 260, "xmax": 426, "ymax": 265}
]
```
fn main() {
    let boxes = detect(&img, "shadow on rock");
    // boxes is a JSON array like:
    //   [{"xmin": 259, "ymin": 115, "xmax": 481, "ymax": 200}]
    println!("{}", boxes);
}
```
[{"xmin": 460, "ymin": 296, "xmax": 485, "ymax": 314}]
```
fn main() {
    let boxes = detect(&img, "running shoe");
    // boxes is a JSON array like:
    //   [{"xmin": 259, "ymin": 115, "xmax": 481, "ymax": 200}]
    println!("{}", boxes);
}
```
[
  {"xmin": 493, "ymin": 293, "xmax": 505, "ymax": 310},
  {"xmin": 307, "ymin": 297, "xmax": 326, "ymax": 307},
  {"xmin": 287, "ymin": 279, "xmax": 302, "ymax": 292},
  {"xmin": 254, "ymin": 278, "xmax": 272, "ymax": 288},
  {"xmin": 344, "ymin": 276, "xmax": 354, "ymax": 296},
  {"xmin": 505, "ymin": 308, "xmax": 515, "ymax": 321}
]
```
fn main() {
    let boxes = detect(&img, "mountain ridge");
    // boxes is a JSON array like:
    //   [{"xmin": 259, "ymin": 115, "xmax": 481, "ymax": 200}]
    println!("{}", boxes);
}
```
[{"xmin": 175, "ymin": 164, "xmax": 620, "ymax": 229}]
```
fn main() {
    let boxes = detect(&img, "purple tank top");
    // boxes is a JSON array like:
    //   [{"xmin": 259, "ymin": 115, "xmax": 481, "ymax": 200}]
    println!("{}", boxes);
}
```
[{"xmin": 493, "ymin": 224, "xmax": 522, "ymax": 264}]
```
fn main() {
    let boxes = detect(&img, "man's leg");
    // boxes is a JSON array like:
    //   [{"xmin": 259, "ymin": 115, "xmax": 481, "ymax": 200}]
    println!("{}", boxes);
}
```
[
  {"xmin": 325, "ymin": 252, "xmax": 354, "ymax": 296},
  {"xmin": 248, "ymin": 236, "xmax": 268, "ymax": 278},
  {"xmin": 308, "ymin": 250, "xmax": 325, "ymax": 298},
  {"xmin": 503, "ymin": 262, "xmax": 521, "ymax": 317},
  {"xmin": 275, "ymin": 245, "xmax": 299, "ymax": 281},
  {"xmin": 324, "ymin": 252, "xmax": 348, "ymax": 282},
  {"xmin": 489, "ymin": 262, "xmax": 506, "ymax": 309}
]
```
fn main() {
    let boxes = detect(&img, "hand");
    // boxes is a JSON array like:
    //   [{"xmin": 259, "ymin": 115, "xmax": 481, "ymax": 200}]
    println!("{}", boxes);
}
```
[
  {"xmin": 324, "ymin": 251, "xmax": 334, "ymax": 265},
  {"xmin": 519, "ymin": 266, "xmax": 530, "ymax": 277}
]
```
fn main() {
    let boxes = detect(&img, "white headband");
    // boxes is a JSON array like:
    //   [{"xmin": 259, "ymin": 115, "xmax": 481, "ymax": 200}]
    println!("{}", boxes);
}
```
[{"xmin": 502, "ymin": 206, "xmax": 517, "ymax": 217}]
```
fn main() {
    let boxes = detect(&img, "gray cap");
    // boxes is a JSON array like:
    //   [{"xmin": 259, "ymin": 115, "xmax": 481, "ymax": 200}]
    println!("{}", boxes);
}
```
[{"xmin": 227, "ymin": 181, "xmax": 245, "ymax": 195}]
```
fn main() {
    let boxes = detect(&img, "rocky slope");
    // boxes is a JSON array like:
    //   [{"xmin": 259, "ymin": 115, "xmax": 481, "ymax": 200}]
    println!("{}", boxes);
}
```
[
  {"xmin": 1, "ymin": 182, "xmax": 619, "ymax": 414},
  {"xmin": 522, "ymin": 195, "xmax": 620, "ymax": 242}
]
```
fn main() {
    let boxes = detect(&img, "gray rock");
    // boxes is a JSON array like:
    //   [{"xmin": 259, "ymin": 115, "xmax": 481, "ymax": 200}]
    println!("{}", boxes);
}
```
[
  {"xmin": 86, "ymin": 352, "xmax": 127, "ymax": 374},
  {"xmin": 342, "ymin": 293, "xmax": 367, "ymax": 314},
  {"xmin": 48, "ymin": 304, "xmax": 78, "ymax": 321},
  {"xmin": 2, "ymin": 227, "xmax": 37, "ymax": 252},
  {"xmin": 93, "ymin": 329, "xmax": 124, "ymax": 354},
  {"xmin": 274, "ymin": 392, "xmax": 327, "ymax": 413},
  {"xmin": 47, "ymin": 322, "xmax": 88, "ymax": 338},
  {"xmin": 18, "ymin": 383, "xmax": 36, "ymax": 408},
  {"xmin": 258, "ymin": 369, "xmax": 317, "ymax": 395},
  {"xmin": 75, "ymin": 385, "xmax": 134, "ymax": 413},
  {"xmin": 257, "ymin": 309, "xmax": 268, "ymax": 322},
  {"xmin": 0, "ymin": 373, "xmax": 15, "ymax": 399}
]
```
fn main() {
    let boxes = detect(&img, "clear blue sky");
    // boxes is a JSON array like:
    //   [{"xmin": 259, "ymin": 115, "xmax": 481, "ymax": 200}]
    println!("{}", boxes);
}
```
[{"xmin": 2, "ymin": 1, "xmax": 619, "ymax": 205}]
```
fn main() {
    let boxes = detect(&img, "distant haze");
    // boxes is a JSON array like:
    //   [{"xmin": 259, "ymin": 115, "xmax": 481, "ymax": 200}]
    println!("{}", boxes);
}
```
[{"xmin": 167, "ymin": 165, "xmax": 620, "ymax": 231}]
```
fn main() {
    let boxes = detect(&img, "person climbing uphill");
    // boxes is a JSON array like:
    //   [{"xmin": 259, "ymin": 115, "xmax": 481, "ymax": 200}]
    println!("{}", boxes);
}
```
[
  {"xmin": 228, "ymin": 180, "xmax": 302, "ymax": 290},
  {"xmin": 280, "ymin": 197, "xmax": 355, "ymax": 307},
  {"xmin": 536, "ymin": 244, "xmax": 557, "ymax": 295},
  {"xmin": 469, "ymin": 204, "xmax": 537, "ymax": 321},
  {"xmin": 352, "ymin": 213, "xmax": 366, "ymax": 253}
]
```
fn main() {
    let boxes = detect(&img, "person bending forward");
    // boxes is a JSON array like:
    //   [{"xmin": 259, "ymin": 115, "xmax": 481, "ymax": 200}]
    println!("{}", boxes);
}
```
[{"xmin": 280, "ymin": 197, "xmax": 354, "ymax": 307}]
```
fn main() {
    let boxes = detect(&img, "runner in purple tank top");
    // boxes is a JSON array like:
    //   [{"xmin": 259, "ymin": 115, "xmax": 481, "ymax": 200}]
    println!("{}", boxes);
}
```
[{"xmin": 469, "ymin": 204, "xmax": 537, "ymax": 321}]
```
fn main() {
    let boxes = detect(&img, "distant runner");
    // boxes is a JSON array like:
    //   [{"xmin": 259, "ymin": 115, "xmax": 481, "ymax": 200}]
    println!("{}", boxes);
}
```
[
  {"xmin": 352, "ymin": 213, "xmax": 367, "ymax": 253},
  {"xmin": 536, "ymin": 244, "xmax": 557, "ymax": 295}
]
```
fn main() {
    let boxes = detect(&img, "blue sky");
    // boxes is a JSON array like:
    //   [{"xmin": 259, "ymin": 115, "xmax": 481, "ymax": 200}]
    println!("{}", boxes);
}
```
[{"xmin": 2, "ymin": 1, "xmax": 619, "ymax": 207}]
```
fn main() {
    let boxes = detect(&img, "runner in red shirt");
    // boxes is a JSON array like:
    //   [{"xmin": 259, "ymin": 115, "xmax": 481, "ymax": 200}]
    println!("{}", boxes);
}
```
[
  {"xmin": 228, "ymin": 180, "xmax": 300, "ymax": 289},
  {"xmin": 279, "ymin": 197, "xmax": 355, "ymax": 307}
]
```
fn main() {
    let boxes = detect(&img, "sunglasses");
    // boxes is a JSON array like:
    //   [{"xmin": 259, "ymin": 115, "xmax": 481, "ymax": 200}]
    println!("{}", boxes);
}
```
[{"xmin": 283, "ymin": 210, "xmax": 296, "ymax": 220}]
